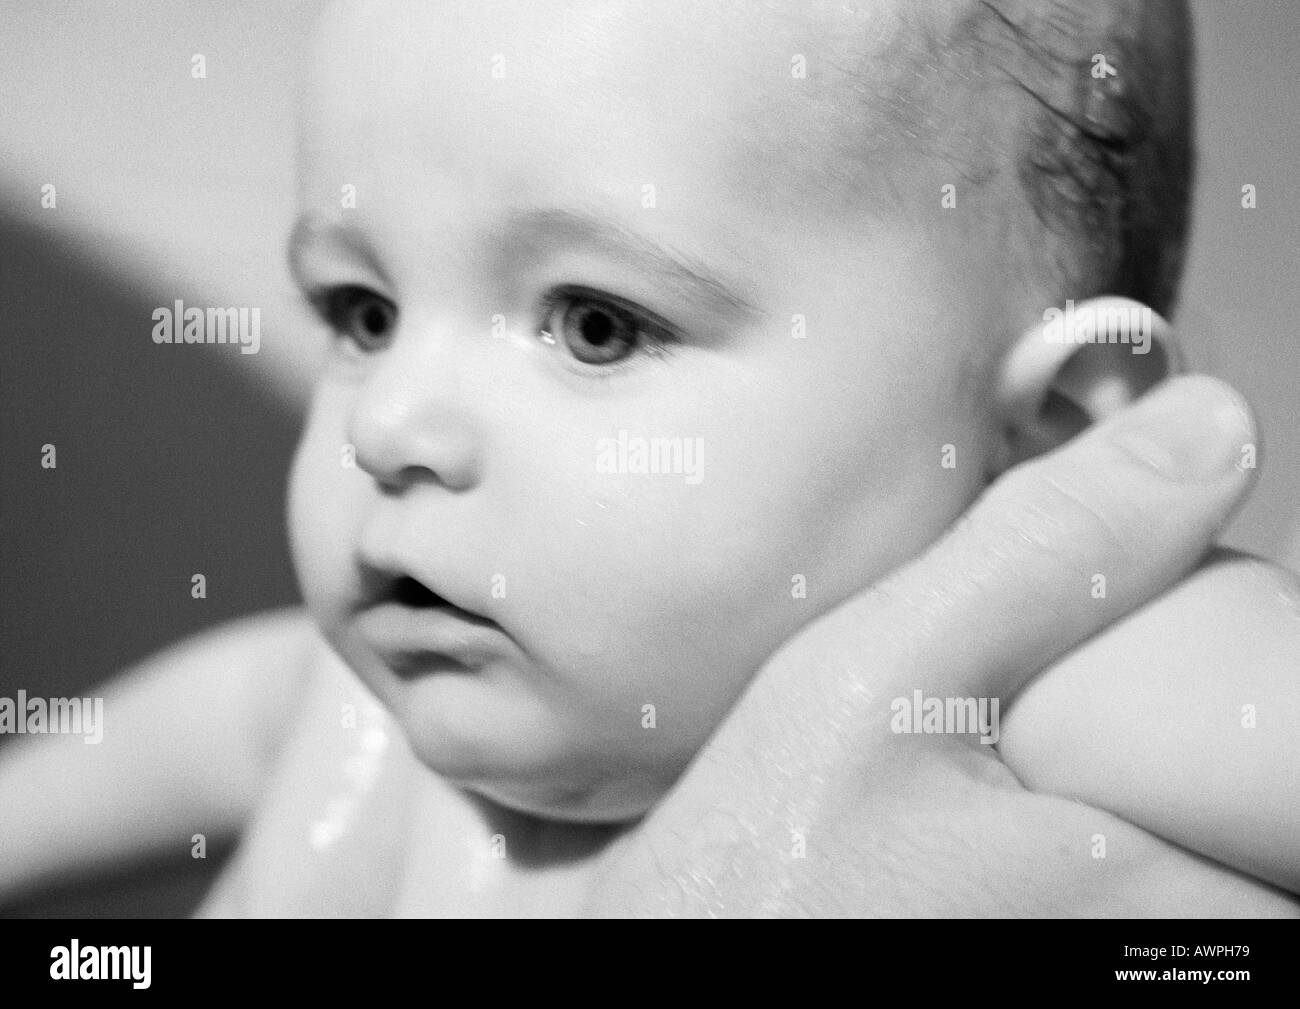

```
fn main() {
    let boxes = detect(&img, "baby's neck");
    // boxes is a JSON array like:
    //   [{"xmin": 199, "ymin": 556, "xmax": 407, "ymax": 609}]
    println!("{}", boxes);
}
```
[
  {"xmin": 463, "ymin": 789, "xmax": 635, "ymax": 865},
  {"xmin": 392, "ymin": 769, "xmax": 635, "ymax": 917}
]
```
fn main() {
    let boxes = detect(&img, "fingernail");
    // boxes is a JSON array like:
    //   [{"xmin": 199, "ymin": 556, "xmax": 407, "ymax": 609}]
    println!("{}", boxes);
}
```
[{"xmin": 1109, "ymin": 377, "xmax": 1254, "ymax": 481}]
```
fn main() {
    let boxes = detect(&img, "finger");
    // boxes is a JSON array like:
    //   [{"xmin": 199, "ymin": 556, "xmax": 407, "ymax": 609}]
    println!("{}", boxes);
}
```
[{"xmin": 754, "ymin": 374, "xmax": 1259, "ymax": 729}]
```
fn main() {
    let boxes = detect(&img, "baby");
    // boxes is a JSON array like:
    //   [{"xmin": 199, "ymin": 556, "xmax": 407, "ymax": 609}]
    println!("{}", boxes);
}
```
[{"xmin": 3, "ymin": 0, "xmax": 1298, "ymax": 916}]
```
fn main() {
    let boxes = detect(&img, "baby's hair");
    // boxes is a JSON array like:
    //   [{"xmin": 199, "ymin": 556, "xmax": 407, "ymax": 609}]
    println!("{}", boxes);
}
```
[
  {"xmin": 984, "ymin": 0, "xmax": 1193, "ymax": 316},
  {"xmin": 880, "ymin": 0, "xmax": 1193, "ymax": 318}
]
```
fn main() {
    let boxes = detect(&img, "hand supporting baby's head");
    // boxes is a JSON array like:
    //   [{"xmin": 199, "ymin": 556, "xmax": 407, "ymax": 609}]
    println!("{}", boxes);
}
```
[{"xmin": 286, "ymin": 0, "xmax": 1192, "ymax": 821}]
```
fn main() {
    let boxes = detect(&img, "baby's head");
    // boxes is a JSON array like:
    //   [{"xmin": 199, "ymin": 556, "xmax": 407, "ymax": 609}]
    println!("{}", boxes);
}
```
[{"xmin": 287, "ymin": 0, "xmax": 1191, "ymax": 820}]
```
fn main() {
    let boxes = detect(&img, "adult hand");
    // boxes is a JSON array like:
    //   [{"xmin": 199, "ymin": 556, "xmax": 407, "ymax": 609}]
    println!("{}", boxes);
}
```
[{"xmin": 585, "ymin": 376, "xmax": 1294, "ymax": 916}]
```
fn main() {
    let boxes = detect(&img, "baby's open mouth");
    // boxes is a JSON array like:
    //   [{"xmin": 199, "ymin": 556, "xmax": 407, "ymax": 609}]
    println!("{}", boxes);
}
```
[
  {"xmin": 368, "ymin": 571, "xmax": 496, "ymax": 627},
  {"xmin": 390, "ymin": 574, "xmax": 447, "ymax": 609},
  {"xmin": 352, "ymin": 566, "xmax": 509, "ymax": 677}
]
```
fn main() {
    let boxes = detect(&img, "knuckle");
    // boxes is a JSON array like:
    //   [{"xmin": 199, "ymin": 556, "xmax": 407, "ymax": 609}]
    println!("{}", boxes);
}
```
[
  {"xmin": 970, "ymin": 464, "xmax": 1137, "ymax": 579},
  {"xmin": 1036, "ymin": 470, "xmax": 1138, "ymax": 560}
]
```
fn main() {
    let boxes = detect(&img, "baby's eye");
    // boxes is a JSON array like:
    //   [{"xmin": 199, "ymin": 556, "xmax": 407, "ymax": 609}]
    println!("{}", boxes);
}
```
[
  {"xmin": 540, "ymin": 288, "xmax": 677, "ymax": 367},
  {"xmin": 310, "ymin": 285, "xmax": 398, "ymax": 353}
]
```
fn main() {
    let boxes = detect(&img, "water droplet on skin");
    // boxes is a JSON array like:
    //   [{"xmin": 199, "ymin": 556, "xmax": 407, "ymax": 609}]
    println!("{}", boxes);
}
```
[{"xmin": 308, "ymin": 821, "xmax": 340, "ymax": 851}]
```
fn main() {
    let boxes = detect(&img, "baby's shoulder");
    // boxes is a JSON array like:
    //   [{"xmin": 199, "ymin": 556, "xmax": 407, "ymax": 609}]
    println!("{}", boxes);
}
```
[
  {"xmin": 998, "ymin": 547, "xmax": 1300, "ymax": 893},
  {"xmin": 1008, "ymin": 547, "xmax": 1297, "ymax": 708},
  {"xmin": 1044, "ymin": 546, "xmax": 1294, "ymax": 689},
  {"xmin": 1002, "ymin": 546, "xmax": 1300, "ymax": 781},
  {"xmin": 1134, "ymin": 547, "xmax": 1300, "ymax": 636}
]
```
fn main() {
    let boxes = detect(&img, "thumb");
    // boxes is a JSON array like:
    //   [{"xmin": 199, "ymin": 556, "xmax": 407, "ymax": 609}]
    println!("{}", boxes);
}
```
[{"xmin": 753, "ymin": 374, "xmax": 1258, "ymax": 737}]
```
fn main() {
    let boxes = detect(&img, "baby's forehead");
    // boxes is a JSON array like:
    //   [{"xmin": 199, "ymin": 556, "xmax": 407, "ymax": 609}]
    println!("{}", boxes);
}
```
[{"xmin": 302, "ymin": 0, "xmax": 951, "ymax": 221}]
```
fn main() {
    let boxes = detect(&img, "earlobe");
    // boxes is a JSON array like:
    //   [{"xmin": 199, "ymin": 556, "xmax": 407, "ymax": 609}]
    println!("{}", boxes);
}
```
[{"xmin": 991, "ymin": 296, "xmax": 1180, "ymax": 474}]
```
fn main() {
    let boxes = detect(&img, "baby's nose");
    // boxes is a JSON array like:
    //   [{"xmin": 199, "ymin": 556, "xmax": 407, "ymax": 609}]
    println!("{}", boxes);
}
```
[{"xmin": 346, "ymin": 330, "xmax": 484, "ymax": 492}]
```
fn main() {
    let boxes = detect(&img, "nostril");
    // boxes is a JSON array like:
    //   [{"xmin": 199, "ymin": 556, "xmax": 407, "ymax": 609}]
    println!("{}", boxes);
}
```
[{"xmin": 392, "ymin": 575, "xmax": 442, "ymax": 608}]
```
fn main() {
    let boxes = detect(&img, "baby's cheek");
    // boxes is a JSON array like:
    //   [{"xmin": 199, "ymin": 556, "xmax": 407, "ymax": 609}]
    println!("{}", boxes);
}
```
[
  {"xmin": 674, "ymin": 426, "xmax": 989, "ymax": 685},
  {"xmin": 496, "ymin": 475, "xmax": 789, "ymax": 744},
  {"xmin": 286, "ymin": 395, "xmax": 364, "ymax": 615},
  {"xmin": 638, "ymin": 507, "xmax": 832, "ymax": 722}
]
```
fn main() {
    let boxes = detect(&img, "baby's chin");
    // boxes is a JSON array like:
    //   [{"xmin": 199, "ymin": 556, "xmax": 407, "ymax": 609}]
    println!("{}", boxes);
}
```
[
  {"xmin": 455, "ymin": 775, "xmax": 659, "ymax": 826},
  {"xmin": 412, "ymin": 736, "xmax": 669, "ymax": 825},
  {"xmin": 362, "ymin": 660, "xmax": 681, "ymax": 824},
  {"xmin": 304, "ymin": 622, "xmax": 694, "ymax": 823}
]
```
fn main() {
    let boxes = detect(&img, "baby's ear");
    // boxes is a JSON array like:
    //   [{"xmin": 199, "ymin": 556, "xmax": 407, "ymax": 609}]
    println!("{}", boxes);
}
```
[{"xmin": 990, "ymin": 297, "xmax": 1180, "ymax": 475}]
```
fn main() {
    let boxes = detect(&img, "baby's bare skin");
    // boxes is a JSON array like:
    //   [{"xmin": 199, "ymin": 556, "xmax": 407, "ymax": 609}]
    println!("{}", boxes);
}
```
[
  {"xmin": 197, "ymin": 630, "xmax": 616, "ymax": 917},
  {"xmin": 194, "ymin": 547, "xmax": 1299, "ymax": 917},
  {"xmin": 8, "ymin": 2, "xmax": 1292, "ymax": 918},
  {"xmin": 3, "ymin": 382, "xmax": 1294, "ymax": 916}
]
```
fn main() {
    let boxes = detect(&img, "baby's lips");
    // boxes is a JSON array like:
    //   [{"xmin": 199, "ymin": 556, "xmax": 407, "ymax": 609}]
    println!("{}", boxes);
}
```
[
  {"xmin": 352, "ymin": 598, "xmax": 511, "ymax": 674},
  {"xmin": 353, "ymin": 542, "xmax": 489, "ymax": 620}
]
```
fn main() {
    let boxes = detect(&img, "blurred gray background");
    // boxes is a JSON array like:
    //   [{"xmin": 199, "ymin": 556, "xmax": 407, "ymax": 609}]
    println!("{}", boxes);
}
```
[{"xmin": 1, "ymin": 1, "xmax": 1297, "ymax": 916}]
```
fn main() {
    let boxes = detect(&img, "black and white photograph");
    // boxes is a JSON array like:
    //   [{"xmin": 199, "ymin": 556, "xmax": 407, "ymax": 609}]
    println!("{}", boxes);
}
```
[{"xmin": 1, "ymin": 0, "xmax": 1298, "ymax": 966}]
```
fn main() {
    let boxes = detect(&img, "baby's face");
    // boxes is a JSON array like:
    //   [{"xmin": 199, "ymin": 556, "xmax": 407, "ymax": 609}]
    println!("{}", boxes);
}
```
[{"xmin": 289, "ymin": 0, "xmax": 1003, "ymax": 820}]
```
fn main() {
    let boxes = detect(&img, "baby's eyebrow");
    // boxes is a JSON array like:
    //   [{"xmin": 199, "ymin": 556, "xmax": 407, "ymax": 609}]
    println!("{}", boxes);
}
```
[
  {"xmin": 287, "ymin": 208, "xmax": 764, "ymax": 322},
  {"xmin": 286, "ymin": 215, "xmax": 391, "ymax": 289},
  {"xmin": 493, "ymin": 207, "xmax": 765, "ymax": 322}
]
